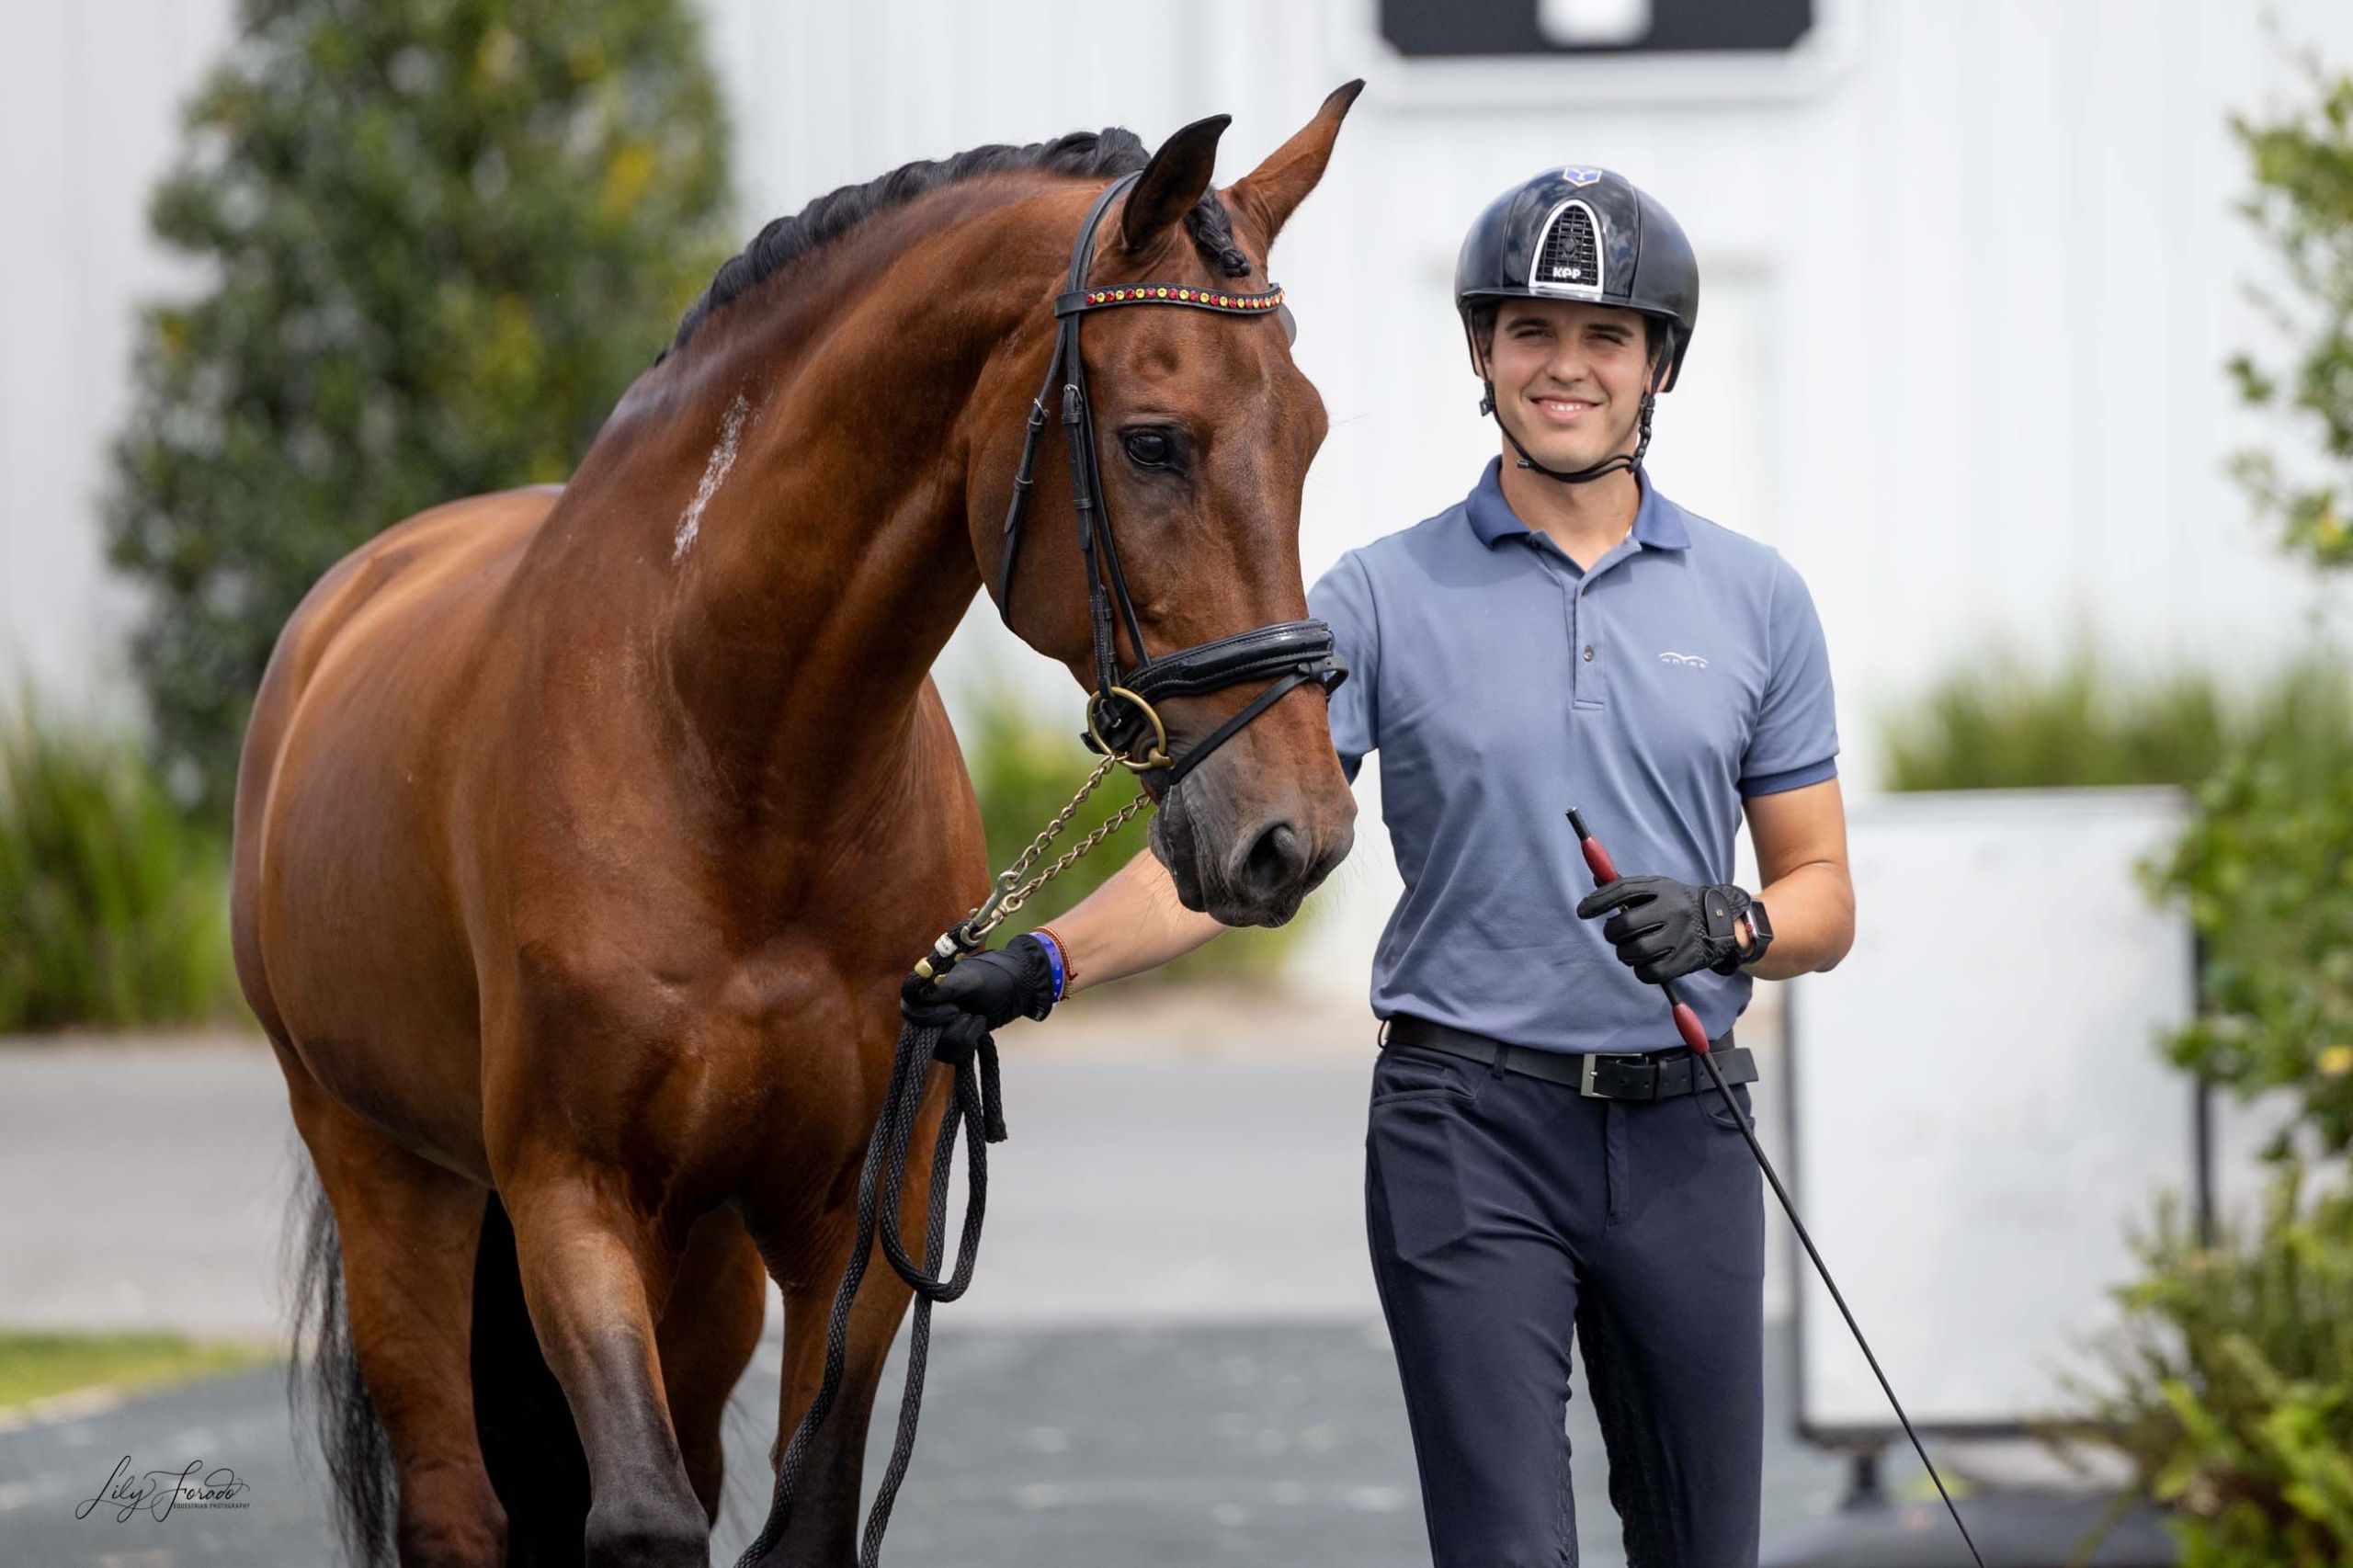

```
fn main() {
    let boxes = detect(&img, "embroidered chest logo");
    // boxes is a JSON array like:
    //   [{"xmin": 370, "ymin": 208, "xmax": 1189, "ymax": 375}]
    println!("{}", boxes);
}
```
[{"xmin": 1657, "ymin": 651, "xmax": 1710, "ymax": 668}]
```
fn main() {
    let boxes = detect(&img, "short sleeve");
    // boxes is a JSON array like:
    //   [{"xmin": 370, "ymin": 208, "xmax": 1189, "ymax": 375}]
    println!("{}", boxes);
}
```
[
  {"xmin": 1738, "ymin": 554, "xmax": 1839, "ymax": 797},
  {"xmin": 1306, "ymin": 551, "xmax": 1380, "ymax": 786}
]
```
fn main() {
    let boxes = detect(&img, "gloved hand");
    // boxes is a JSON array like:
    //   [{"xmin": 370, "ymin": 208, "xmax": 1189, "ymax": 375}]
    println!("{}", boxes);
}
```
[
  {"xmin": 900, "ymin": 933, "xmax": 1059, "ymax": 1052},
  {"xmin": 1574, "ymin": 875, "xmax": 1753, "ymax": 984}
]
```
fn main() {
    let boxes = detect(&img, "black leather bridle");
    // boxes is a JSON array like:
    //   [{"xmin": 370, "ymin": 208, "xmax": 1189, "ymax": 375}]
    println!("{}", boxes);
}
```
[{"xmin": 994, "ymin": 172, "xmax": 1346, "ymax": 792}]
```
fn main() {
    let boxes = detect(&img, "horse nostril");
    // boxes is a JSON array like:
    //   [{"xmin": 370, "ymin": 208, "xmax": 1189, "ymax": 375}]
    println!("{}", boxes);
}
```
[{"xmin": 1236, "ymin": 821, "xmax": 1307, "ymax": 900}]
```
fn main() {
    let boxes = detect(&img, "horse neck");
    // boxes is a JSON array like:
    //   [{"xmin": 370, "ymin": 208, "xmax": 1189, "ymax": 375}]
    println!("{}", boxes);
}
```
[{"xmin": 595, "ymin": 193, "xmax": 1066, "ymax": 830}]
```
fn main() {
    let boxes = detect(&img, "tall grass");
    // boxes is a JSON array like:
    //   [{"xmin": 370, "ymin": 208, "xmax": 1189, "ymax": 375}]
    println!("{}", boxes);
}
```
[{"xmin": 0, "ymin": 699, "xmax": 238, "ymax": 1032}]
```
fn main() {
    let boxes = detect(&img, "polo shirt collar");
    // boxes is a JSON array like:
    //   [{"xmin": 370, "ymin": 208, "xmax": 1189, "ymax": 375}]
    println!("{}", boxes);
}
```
[{"xmin": 1461, "ymin": 456, "xmax": 1692, "ymax": 553}]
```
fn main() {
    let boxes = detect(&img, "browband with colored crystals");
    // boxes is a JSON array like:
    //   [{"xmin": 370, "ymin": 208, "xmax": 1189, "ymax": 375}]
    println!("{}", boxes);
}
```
[{"xmin": 1053, "ymin": 283, "xmax": 1287, "ymax": 316}]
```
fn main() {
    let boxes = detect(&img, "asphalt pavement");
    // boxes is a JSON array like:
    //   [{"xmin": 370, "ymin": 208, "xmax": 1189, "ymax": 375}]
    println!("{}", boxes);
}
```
[{"xmin": 0, "ymin": 1007, "xmax": 1940, "ymax": 1566}]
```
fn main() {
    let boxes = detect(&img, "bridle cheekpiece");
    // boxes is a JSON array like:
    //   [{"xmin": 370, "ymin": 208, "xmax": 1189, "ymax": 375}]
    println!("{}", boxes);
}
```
[{"xmin": 994, "ymin": 173, "xmax": 1345, "ymax": 793}]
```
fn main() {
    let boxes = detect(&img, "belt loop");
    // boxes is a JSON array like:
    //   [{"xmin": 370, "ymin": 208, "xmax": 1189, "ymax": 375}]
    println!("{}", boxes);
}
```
[{"xmin": 1487, "ymin": 1043, "xmax": 1509, "ymax": 1081}]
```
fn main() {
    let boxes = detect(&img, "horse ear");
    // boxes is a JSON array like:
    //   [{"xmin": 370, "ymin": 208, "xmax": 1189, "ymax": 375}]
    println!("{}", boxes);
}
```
[
  {"xmin": 1225, "ymin": 80, "xmax": 1364, "ymax": 247},
  {"xmin": 1120, "ymin": 114, "xmax": 1231, "ymax": 255}
]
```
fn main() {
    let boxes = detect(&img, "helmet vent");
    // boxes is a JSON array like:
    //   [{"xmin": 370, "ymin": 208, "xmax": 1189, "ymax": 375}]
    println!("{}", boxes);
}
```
[{"xmin": 1533, "ymin": 201, "xmax": 1602, "ymax": 293}]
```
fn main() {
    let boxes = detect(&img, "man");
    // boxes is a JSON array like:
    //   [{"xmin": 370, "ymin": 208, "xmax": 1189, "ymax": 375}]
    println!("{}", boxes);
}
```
[{"xmin": 913, "ymin": 166, "xmax": 1853, "ymax": 1567}]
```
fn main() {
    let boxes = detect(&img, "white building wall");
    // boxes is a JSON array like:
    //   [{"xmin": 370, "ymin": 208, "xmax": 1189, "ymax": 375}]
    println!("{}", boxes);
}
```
[
  {"xmin": 0, "ymin": 0, "xmax": 243, "ymax": 709},
  {"xmin": 6, "ymin": 1, "xmax": 2350, "ymax": 868}
]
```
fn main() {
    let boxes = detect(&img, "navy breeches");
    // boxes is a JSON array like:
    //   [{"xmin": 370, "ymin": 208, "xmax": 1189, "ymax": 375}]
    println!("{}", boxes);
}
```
[{"xmin": 1364, "ymin": 1037, "xmax": 1766, "ymax": 1568}]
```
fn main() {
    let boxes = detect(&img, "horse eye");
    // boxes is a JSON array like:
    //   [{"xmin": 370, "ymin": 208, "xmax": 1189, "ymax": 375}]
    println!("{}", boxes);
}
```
[{"xmin": 1121, "ymin": 430, "xmax": 1174, "ymax": 468}]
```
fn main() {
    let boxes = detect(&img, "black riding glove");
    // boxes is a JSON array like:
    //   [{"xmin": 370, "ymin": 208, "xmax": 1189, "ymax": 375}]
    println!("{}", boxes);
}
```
[
  {"xmin": 900, "ymin": 934, "xmax": 1059, "ymax": 1037},
  {"xmin": 1574, "ymin": 875, "xmax": 1753, "ymax": 984}
]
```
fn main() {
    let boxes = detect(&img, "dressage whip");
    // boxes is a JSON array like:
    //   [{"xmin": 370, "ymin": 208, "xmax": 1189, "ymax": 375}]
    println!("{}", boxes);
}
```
[{"xmin": 1566, "ymin": 808, "xmax": 1987, "ymax": 1568}]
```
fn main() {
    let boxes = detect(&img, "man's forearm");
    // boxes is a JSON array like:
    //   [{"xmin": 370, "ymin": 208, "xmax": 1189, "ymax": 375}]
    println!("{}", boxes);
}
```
[
  {"xmin": 1739, "ymin": 860, "xmax": 1854, "ymax": 981},
  {"xmin": 1040, "ymin": 850, "xmax": 1228, "ymax": 994}
]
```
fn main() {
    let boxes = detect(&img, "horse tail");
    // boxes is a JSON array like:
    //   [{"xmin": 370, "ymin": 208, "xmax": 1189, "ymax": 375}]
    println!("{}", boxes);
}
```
[
  {"xmin": 472, "ymin": 1189, "xmax": 592, "ymax": 1567},
  {"xmin": 286, "ymin": 1159, "xmax": 395, "ymax": 1566}
]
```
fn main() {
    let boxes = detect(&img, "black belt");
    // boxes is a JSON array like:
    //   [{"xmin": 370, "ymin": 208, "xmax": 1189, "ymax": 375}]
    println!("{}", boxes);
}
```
[{"xmin": 1381, "ymin": 1014, "xmax": 1756, "ymax": 1102}]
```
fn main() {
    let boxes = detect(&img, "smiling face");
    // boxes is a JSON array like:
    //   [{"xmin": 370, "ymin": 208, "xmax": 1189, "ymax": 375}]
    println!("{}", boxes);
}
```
[{"xmin": 1476, "ymin": 297, "xmax": 1661, "ymax": 475}]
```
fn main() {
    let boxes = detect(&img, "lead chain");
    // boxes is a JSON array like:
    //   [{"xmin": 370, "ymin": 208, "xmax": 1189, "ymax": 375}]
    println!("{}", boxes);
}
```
[{"xmin": 952, "ymin": 753, "xmax": 1151, "ymax": 949}]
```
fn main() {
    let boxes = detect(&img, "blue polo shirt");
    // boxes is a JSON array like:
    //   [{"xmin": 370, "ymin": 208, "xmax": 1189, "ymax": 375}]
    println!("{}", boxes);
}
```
[{"xmin": 1306, "ymin": 458, "xmax": 1839, "ymax": 1055}]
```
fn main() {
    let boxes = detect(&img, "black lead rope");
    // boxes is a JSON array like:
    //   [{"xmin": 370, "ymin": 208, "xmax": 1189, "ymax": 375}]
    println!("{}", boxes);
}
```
[{"xmin": 732, "ymin": 982, "xmax": 1006, "ymax": 1568}]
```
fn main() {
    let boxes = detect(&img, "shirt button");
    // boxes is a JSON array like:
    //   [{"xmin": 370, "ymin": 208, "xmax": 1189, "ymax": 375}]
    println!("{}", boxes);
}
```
[{"xmin": 1582, "ymin": 645, "xmax": 1596, "ymax": 662}]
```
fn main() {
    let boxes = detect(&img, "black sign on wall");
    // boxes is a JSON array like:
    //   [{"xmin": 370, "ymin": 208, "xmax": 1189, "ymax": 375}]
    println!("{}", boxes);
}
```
[{"xmin": 1381, "ymin": 0, "xmax": 1813, "ymax": 58}]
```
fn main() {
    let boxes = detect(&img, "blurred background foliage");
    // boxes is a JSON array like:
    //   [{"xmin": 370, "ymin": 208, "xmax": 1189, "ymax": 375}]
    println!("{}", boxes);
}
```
[
  {"xmin": 0, "ymin": 697, "xmax": 236, "ymax": 1033},
  {"xmin": 2065, "ymin": 1165, "xmax": 2353, "ymax": 1566},
  {"xmin": 1984, "ymin": 60, "xmax": 2353, "ymax": 1564},
  {"xmin": 2147, "ymin": 723, "xmax": 2353, "ymax": 1158},
  {"xmin": 2227, "ymin": 53, "xmax": 2353, "ymax": 574},
  {"xmin": 106, "ymin": 0, "xmax": 735, "ymax": 823},
  {"xmin": 1879, "ymin": 641, "xmax": 2349, "ymax": 793}
]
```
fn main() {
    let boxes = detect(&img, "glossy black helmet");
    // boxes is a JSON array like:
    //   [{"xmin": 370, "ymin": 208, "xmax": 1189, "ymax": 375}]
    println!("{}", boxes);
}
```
[{"xmin": 1455, "ymin": 165, "xmax": 1699, "ymax": 393}]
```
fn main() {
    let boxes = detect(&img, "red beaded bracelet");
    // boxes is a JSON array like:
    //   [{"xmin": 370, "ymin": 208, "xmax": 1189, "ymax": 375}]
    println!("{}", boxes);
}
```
[{"xmin": 1035, "ymin": 924, "xmax": 1076, "ymax": 998}]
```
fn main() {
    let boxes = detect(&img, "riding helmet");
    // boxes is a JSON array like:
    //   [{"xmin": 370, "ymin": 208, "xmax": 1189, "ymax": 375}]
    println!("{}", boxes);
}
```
[{"xmin": 1454, "ymin": 166, "xmax": 1699, "ymax": 392}]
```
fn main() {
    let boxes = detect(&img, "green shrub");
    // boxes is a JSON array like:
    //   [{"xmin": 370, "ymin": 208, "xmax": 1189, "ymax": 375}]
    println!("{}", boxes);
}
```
[
  {"xmin": 108, "ymin": 0, "xmax": 734, "ymax": 823},
  {"xmin": 2040, "ymin": 57, "xmax": 2353, "ymax": 1562},
  {"xmin": 2066, "ymin": 1163, "xmax": 2353, "ymax": 1566},
  {"xmin": 2145, "ymin": 705, "xmax": 2353, "ymax": 1155},
  {"xmin": 0, "ymin": 701, "xmax": 237, "ymax": 1032},
  {"xmin": 2228, "ymin": 56, "xmax": 2353, "ymax": 573},
  {"xmin": 961, "ymin": 679, "xmax": 1308, "ymax": 986}
]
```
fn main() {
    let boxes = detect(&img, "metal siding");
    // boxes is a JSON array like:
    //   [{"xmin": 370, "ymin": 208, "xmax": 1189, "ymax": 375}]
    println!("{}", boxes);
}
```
[{"xmin": 8, "ymin": 0, "xmax": 2353, "ymax": 737}]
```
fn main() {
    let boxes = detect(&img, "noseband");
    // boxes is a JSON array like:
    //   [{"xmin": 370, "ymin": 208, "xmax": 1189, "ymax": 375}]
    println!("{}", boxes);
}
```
[{"xmin": 995, "ymin": 172, "xmax": 1347, "ymax": 792}]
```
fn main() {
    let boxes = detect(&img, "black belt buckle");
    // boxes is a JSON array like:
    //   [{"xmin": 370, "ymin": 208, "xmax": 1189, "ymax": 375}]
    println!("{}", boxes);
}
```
[{"xmin": 1577, "ymin": 1052, "xmax": 1654, "ymax": 1100}]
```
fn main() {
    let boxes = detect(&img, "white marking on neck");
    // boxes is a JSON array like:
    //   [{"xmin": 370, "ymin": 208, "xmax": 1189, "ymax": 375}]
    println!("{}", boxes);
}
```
[{"xmin": 673, "ymin": 392, "xmax": 751, "ymax": 564}]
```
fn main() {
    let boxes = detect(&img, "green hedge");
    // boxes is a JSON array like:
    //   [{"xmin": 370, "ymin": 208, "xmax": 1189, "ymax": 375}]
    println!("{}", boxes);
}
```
[{"xmin": 1877, "ymin": 642, "xmax": 2353, "ymax": 792}]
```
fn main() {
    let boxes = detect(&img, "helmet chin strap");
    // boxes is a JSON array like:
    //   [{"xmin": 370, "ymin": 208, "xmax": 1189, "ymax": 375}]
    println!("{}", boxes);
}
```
[{"xmin": 1483, "ymin": 382, "xmax": 1654, "ymax": 484}]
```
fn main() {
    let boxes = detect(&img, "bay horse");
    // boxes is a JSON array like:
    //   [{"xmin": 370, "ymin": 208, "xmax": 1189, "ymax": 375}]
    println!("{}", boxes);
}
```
[{"xmin": 233, "ymin": 85, "xmax": 1361, "ymax": 1567}]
